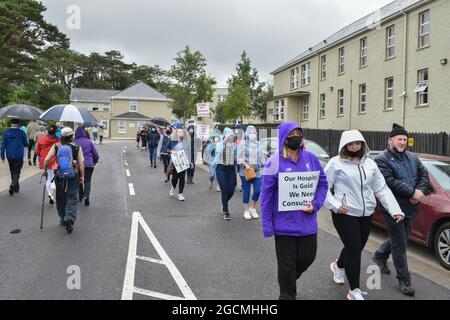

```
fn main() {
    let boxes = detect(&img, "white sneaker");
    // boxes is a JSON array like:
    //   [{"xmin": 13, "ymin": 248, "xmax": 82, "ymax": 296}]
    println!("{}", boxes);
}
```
[
  {"xmin": 244, "ymin": 211, "xmax": 251, "ymax": 220},
  {"xmin": 178, "ymin": 194, "xmax": 185, "ymax": 201},
  {"xmin": 216, "ymin": 185, "xmax": 221, "ymax": 192},
  {"xmin": 169, "ymin": 187, "xmax": 175, "ymax": 196},
  {"xmin": 249, "ymin": 208, "xmax": 259, "ymax": 219},
  {"xmin": 347, "ymin": 288, "xmax": 367, "ymax": 300},
  {"xmin": 330, "ymin": 260, "xmax": 345, "ymax": 285}
]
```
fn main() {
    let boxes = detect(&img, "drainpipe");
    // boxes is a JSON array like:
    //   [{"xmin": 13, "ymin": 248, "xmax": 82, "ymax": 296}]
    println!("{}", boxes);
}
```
[
  {"xmin": 401, "ymin": 9, "xmax": 409, "ymax": 128},
  {"xmin": 316, "ymin": 52, "xmax": 321, "ymax": 129}
]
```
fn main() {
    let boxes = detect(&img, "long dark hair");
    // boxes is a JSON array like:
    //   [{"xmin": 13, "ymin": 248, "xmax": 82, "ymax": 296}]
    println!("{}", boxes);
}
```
[{"xmin": 339, "ymin": 141, "xmax": 366, "ymax": 159}]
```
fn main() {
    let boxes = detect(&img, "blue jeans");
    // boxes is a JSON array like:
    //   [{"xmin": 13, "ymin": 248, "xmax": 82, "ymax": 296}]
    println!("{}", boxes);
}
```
[
  {"xmin": 93, "ymin": 132, "xmax": 98, "ymax": 142},
  {"xmin": 374, "ymin": 211, "xmax": 412, "ymax": 282},
  {"xmin": 149, "ymin": 146, "xmax": 157, "ymax": 165},
  {"xmin": 216, "ymin": 165, "xmax": 236, "ymax": 213},
  {"xmin": 55, "ymin": 177, "xmax": 79, "ymax": 224},
  {"xmin": 240, "ymin": 175, "xmax": 261, "ymax": 204}
]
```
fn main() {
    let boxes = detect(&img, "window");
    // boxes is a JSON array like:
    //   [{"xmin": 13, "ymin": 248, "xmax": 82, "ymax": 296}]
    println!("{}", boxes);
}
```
[
  {"xmin": 118, "ymin": 120, "xmax": 126, "ymax": 134},
  {"xmin": 359, "ymin": 84, "xmax": 367, "ymax": 113},
  {"xmin": 137, "ymin": 121, "xmax": 146, "ymax": 130},
  {"xmin": 419, "ymin": 10, "xmax": 430, "ymax": 48},
  {"xmin": 338, "ymin": 47, "xmax": 345, "ymax": 74},
  {"xmin": 92, "ymin": 107, "xmax": 99, "ymax": 111},
  {"xmin": 274, "ymin": 100, "xmax": 285, "ymax": 121},
  {"xmin": 290, "ymin": 67, "xmax": 299, "ymax": 89},
  {"xmin": 415, "ymin": 69, "xmax": 429, "ymax": 106},
  {"xmin": 217, "ymin": 94, "xmax": 228, "ymax": 102},
  {"xmin": 301, "ymin": 62, "xmax": 311, "ymax": 86},
  {"xmin": 385, "ymin": 77, "xmax": 394, "ymax": 110},
  {"xmin": 103, "ymin": 104, "xmax": 110, "ymax": 111},
  {"xmin": 320, "ymin": 55, "xmax": 327, "ymax": 80},
  {"xmin": 302, "ymin": 97, "xmax": 309, "ymax": 121},
  {"xmin": 360, "ymin": 37, "xmax": 368, "ymax": 67},
  {"xmin": 337, "ymin": 89, "xmax": 344, "ymax": 116},
  {"xmin": 129, "ymin": 100, "xmax": 137, "ymax": 112},
  {"xmin": 386, "ymin": 25, "xmax": 396, "ymax": 59},
  {"xmin": 320, "ymin": 94, "xmax": 326, "ymax": 119}
]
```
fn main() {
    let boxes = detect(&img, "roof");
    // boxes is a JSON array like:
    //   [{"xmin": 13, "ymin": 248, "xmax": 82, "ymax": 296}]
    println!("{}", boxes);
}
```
[
  {"xmin": 70, "ymin": 88, "xmax": 120, "ymax": 103},
  {"xmin": 272, "ymin": 0, "xmax": 426, "ymax": 74},
  {"xmin": 112, "ymin": 81, "xmax": 169, "ymax": 102},
  {"xmin": 112, "ymin": 112, "xmax": 152, "ymax": 120}
]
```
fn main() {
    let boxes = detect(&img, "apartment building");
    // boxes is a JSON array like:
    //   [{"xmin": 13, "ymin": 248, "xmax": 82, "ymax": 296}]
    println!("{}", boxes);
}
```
[{"xmin": 267, "ymin": 0, "xmax": 450, "ymax": 133}]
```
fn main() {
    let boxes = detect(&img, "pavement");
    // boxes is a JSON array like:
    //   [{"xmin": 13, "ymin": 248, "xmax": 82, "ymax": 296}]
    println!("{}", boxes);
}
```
[{"xmin": 0, "ymin": 140, "xmax": 448, "ymax": 300}]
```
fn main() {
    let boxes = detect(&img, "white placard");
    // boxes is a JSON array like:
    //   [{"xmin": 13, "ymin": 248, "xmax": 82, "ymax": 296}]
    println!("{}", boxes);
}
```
[
  {"xmin": 196, "ymin": 124, "xmax": 210, "ymax": 140},
  {"xmin": 196, "ymin": 103, "xmax": 210, "ymax": 117},
  {"xmin": 278, "ymin": 171, "xmax": 320, "ymax": 212},
  {"xmin": 171, "ymin": 150, "xmax": 190, "ymax": 173}
]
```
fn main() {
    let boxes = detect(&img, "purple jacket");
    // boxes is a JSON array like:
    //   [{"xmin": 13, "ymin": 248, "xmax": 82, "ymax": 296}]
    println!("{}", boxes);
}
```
[
  {"xmin": 74, "ymin": 127, "xmax": 99, "ymax": 168},
  {"xmin": 260, "ymin": 122, "xmax": 328, "ymax": 238}
]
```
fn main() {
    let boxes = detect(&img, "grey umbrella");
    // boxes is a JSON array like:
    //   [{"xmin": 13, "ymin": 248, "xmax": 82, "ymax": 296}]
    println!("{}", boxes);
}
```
[{"xmin": 0, "ymin": 104, "xmax": 44, "ymax": 120}]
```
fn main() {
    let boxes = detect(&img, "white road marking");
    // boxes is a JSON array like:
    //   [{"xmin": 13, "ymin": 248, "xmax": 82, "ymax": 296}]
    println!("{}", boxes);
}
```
[
  {"xmin": 128, "ymin": 183, "xmax": 135, "ymax": 196},
  {"xmin": 126, "ymin": 169, "xmax": 131, "ymax": 177},
  {"xmin": 121, "ymin": 212, "xmax": 197, "ymax": 300}
]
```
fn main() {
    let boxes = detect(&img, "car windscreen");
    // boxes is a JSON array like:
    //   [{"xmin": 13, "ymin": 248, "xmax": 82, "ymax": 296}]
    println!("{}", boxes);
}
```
[
  {"xmin": 422, "ymin": 161, "xmax": 450, "ymax": 192},
  {"xmin": 304, "ymin": 140, "xmax": 329, "ymax": 158}
]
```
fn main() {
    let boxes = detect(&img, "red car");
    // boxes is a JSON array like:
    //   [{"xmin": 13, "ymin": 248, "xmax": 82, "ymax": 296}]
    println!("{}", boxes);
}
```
[{"xmin": 370, "ymin": 152, "xmax": 450, "ymax": 270}]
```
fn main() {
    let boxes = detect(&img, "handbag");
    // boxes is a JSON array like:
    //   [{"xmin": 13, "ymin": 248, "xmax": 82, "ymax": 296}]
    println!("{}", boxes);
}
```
[{"xmin": 244, "ymin": 165, "xmax": 256, "ymax": 181}]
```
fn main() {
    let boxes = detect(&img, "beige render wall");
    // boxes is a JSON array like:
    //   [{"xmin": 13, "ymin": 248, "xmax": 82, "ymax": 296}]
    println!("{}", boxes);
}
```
[
  {"xmin": 70, "ymin": 101, "xmax": 111, "ymax": 125},
  {"xmin": 111, "ymin": 99, "xmax": 172, "ymax": 120},
  {"xmin": 404, "ymin": 0, "xmax": 450, "ymax": 133},
  {"xmin": 110, "ymin": 119, "xmax": 142, "ymax": 139}
]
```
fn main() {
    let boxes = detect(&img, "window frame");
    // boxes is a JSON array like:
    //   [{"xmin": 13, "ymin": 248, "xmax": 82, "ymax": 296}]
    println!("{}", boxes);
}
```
[
  {"xmin": 359, "ymin": 84, "xmax": 367, "ymax": 114},
  {"xmin": 386, "ymin": 25, "xmax": 396, "ymax": 59},
  {"xmin": 419, "ymin": 10, "xmax": 430, "ymax": 48},
  {"xmin": 320, "ymin": 55, "xmax": 327, "ymax": 80},
  {"xmin": 338, "ymin": 47, "xmax": 345, "ymax": 75},
  {"xmin": 118, "ymin": 120, "xmax": 127, "ymax": 134},
  {"xmin": 360, "ymin": 37, "xmax": 368, "ymax": 67},
  {"xmin": 129, "ymin": 100, "xmax": 137, "ymax": 112},
  {"xmin": 290, "ymin": 67, "xmax": 299, "ymax": 90},
  {"xmin": 337, "ymin": 89, "xmax": 344, "ymax": 116},
  {"xmin": 385, "ymin": 77, "xmax": 395, "ymax": 111},
  {"xmin": 302, "ymin": 97, "xmax": 309, "ymax": 121},
  {"xmin": 301, "ymin": 62, "xmax": 311, "ymax": 87},
  {"xmin": 320, "ymin": 93, "xmax": 326, "ymax": 119},
  {"xmin": 416, "ymin": 68, "xmax": 429, "ymax": 106}
]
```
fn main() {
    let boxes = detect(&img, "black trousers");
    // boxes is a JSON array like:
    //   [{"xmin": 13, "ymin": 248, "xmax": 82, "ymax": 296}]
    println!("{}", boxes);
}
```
[
  {"xmin": 171, "ymin": 169, "xmax": 186, "ymax": 194},
  {"xmin": 275, "ymin": 234, "xmax": 317, "ymax": 300},
  {"xmin": 161, "ymin": 154, "xmax": 170, "ymax": 174},
  {"xmin": 8, "ymin": 159, "xmax": 23, "ymax": 191},
  {"xmin": 79, "ymin": 167, "xmax": 94, "ymax": 200},
  {"xmin": 27, "ymin": 140, "xmax": 35, "ymax": 161},
  {"xmin": 331, "ymin": 212, "xmax": 372, "ymax": 290}
]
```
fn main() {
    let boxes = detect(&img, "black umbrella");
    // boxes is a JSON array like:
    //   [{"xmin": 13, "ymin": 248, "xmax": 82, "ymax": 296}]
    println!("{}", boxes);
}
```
[
  {"xmin": 151, "ymin": 117, "xmax": 170, "ymax": 127},
  {"xmin": 0, "ymin": 104, "xmax": 43, "ymax": 120}
]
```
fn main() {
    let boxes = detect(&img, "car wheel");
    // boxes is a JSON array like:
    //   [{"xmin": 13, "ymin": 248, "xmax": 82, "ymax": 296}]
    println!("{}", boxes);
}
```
[{"xmin": 434, "ymin": 222, "xmax": 450, "ymax": 270}]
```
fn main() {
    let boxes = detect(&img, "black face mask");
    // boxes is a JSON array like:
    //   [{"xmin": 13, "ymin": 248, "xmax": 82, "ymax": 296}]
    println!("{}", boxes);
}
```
[
  {"xmin": 347, "ymin": 150, "xmax": 360, "ymax": 158},
  {"xmin": 286, "ymin": 136, "xmax": 303, "ymax": 151}
]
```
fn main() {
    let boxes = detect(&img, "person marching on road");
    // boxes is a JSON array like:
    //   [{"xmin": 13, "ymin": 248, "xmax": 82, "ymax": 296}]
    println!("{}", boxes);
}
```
[
  {"xmin": 147, "ymin": 126, "xmax": 160, "ymax": 168},
  {"xmin": 35, "ymin": 124, "xmax": 60, "ymax": 204},
  {"xmin": 237, "ymin": 125, "xmax": 266, "ymax": 220},
  {"xmin": 74, "ymin": 127, "xmax": 99, "ymax": 206},
  {"xmin": 98, "ymin": 125, "xmax": 105, "ymax": 144},
  {"xmin": 324, "ymin": 130, "xmax": 405, "ymax": 300},
  {"xmin": 43, "ymin": 127, "xmax": 85, "ymax": 233},
  {"xmin": 33, "ymin": 125, "xmax": 46, "ymax": 165},
  {"xmin": 371, "ymin": 124, "xmax": 434, "ymax": 297},
  {"xmin": 92, "ymin": 125, "xmax": 98, "ymax": 143},
  {"xmin": 0, "ymin": 119, "xmax": 29, "ymax": 196},
  {"xmin": 205, "ymin": 132, "xmax": 222, "ymax": 192},
  {"xmin": 212, "ymin": 127, "xmax": 238, "ymax": 221},
  {"xmin": 157, "ymin": 126, "xmax": 172, "ymax": 183},
  {"xmin": 140, "ymin": 126, "xmax": 148, "ymax": 151},
  {"xmin": 260, "ymin": 121, "xmax": 328, "ymax": 300},
  {"xmin": 26, "ymin": 120, "xmax": 39, "ymax": 166},
  {"xmin": 167, "ymin": 123, "xmax": 191, "ymax": 201},
  {"xmin": 186, "ymin": 121, "xmax": 198, "ymax": 184}
]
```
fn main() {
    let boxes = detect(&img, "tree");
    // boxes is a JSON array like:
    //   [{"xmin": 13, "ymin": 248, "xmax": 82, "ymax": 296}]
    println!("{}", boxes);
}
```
[
  {"xmin": 224, "ymin": 51, "xmax": 266, "ymax": 123},
  {"xmin": 253, "ymin": 83, "xmax": 273, "ymax": 122},
  {"xmin": 169, "ymin": 46, "xmax": 216, "ymax": 121},
  {"xmin": 131, "ymin": 64, "xmax": 172, "ymax": 95},
  {"xmin": 0, "ymin": 0, "xmax": 69, "ymax": 106},
  {"xmin": 223, "ymin": 79, "xmax": 251, "ymax": 124}
]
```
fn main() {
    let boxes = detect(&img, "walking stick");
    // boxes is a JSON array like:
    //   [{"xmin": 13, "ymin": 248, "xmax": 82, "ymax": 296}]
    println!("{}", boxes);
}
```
[{"xmin": 39, "ymin": 174, "xmax": 46, "ymax": 230}]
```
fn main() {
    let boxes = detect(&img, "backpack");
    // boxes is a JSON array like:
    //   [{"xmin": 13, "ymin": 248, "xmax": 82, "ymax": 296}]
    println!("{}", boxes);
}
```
[{"xmin": 55, "ymin": 143, "xmax": 79, "ymax": 179}]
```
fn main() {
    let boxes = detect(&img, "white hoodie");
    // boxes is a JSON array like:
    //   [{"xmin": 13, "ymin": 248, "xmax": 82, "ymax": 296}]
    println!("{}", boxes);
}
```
[{"xmin": 324, "ymin": 130, "xmax": 404, "ymax": 218}]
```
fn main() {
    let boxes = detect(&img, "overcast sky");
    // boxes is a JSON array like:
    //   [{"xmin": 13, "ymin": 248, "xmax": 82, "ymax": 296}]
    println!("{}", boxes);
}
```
[{"xmin": 41, "ymin": 0, "xmax": 393, "ymax": 86}]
